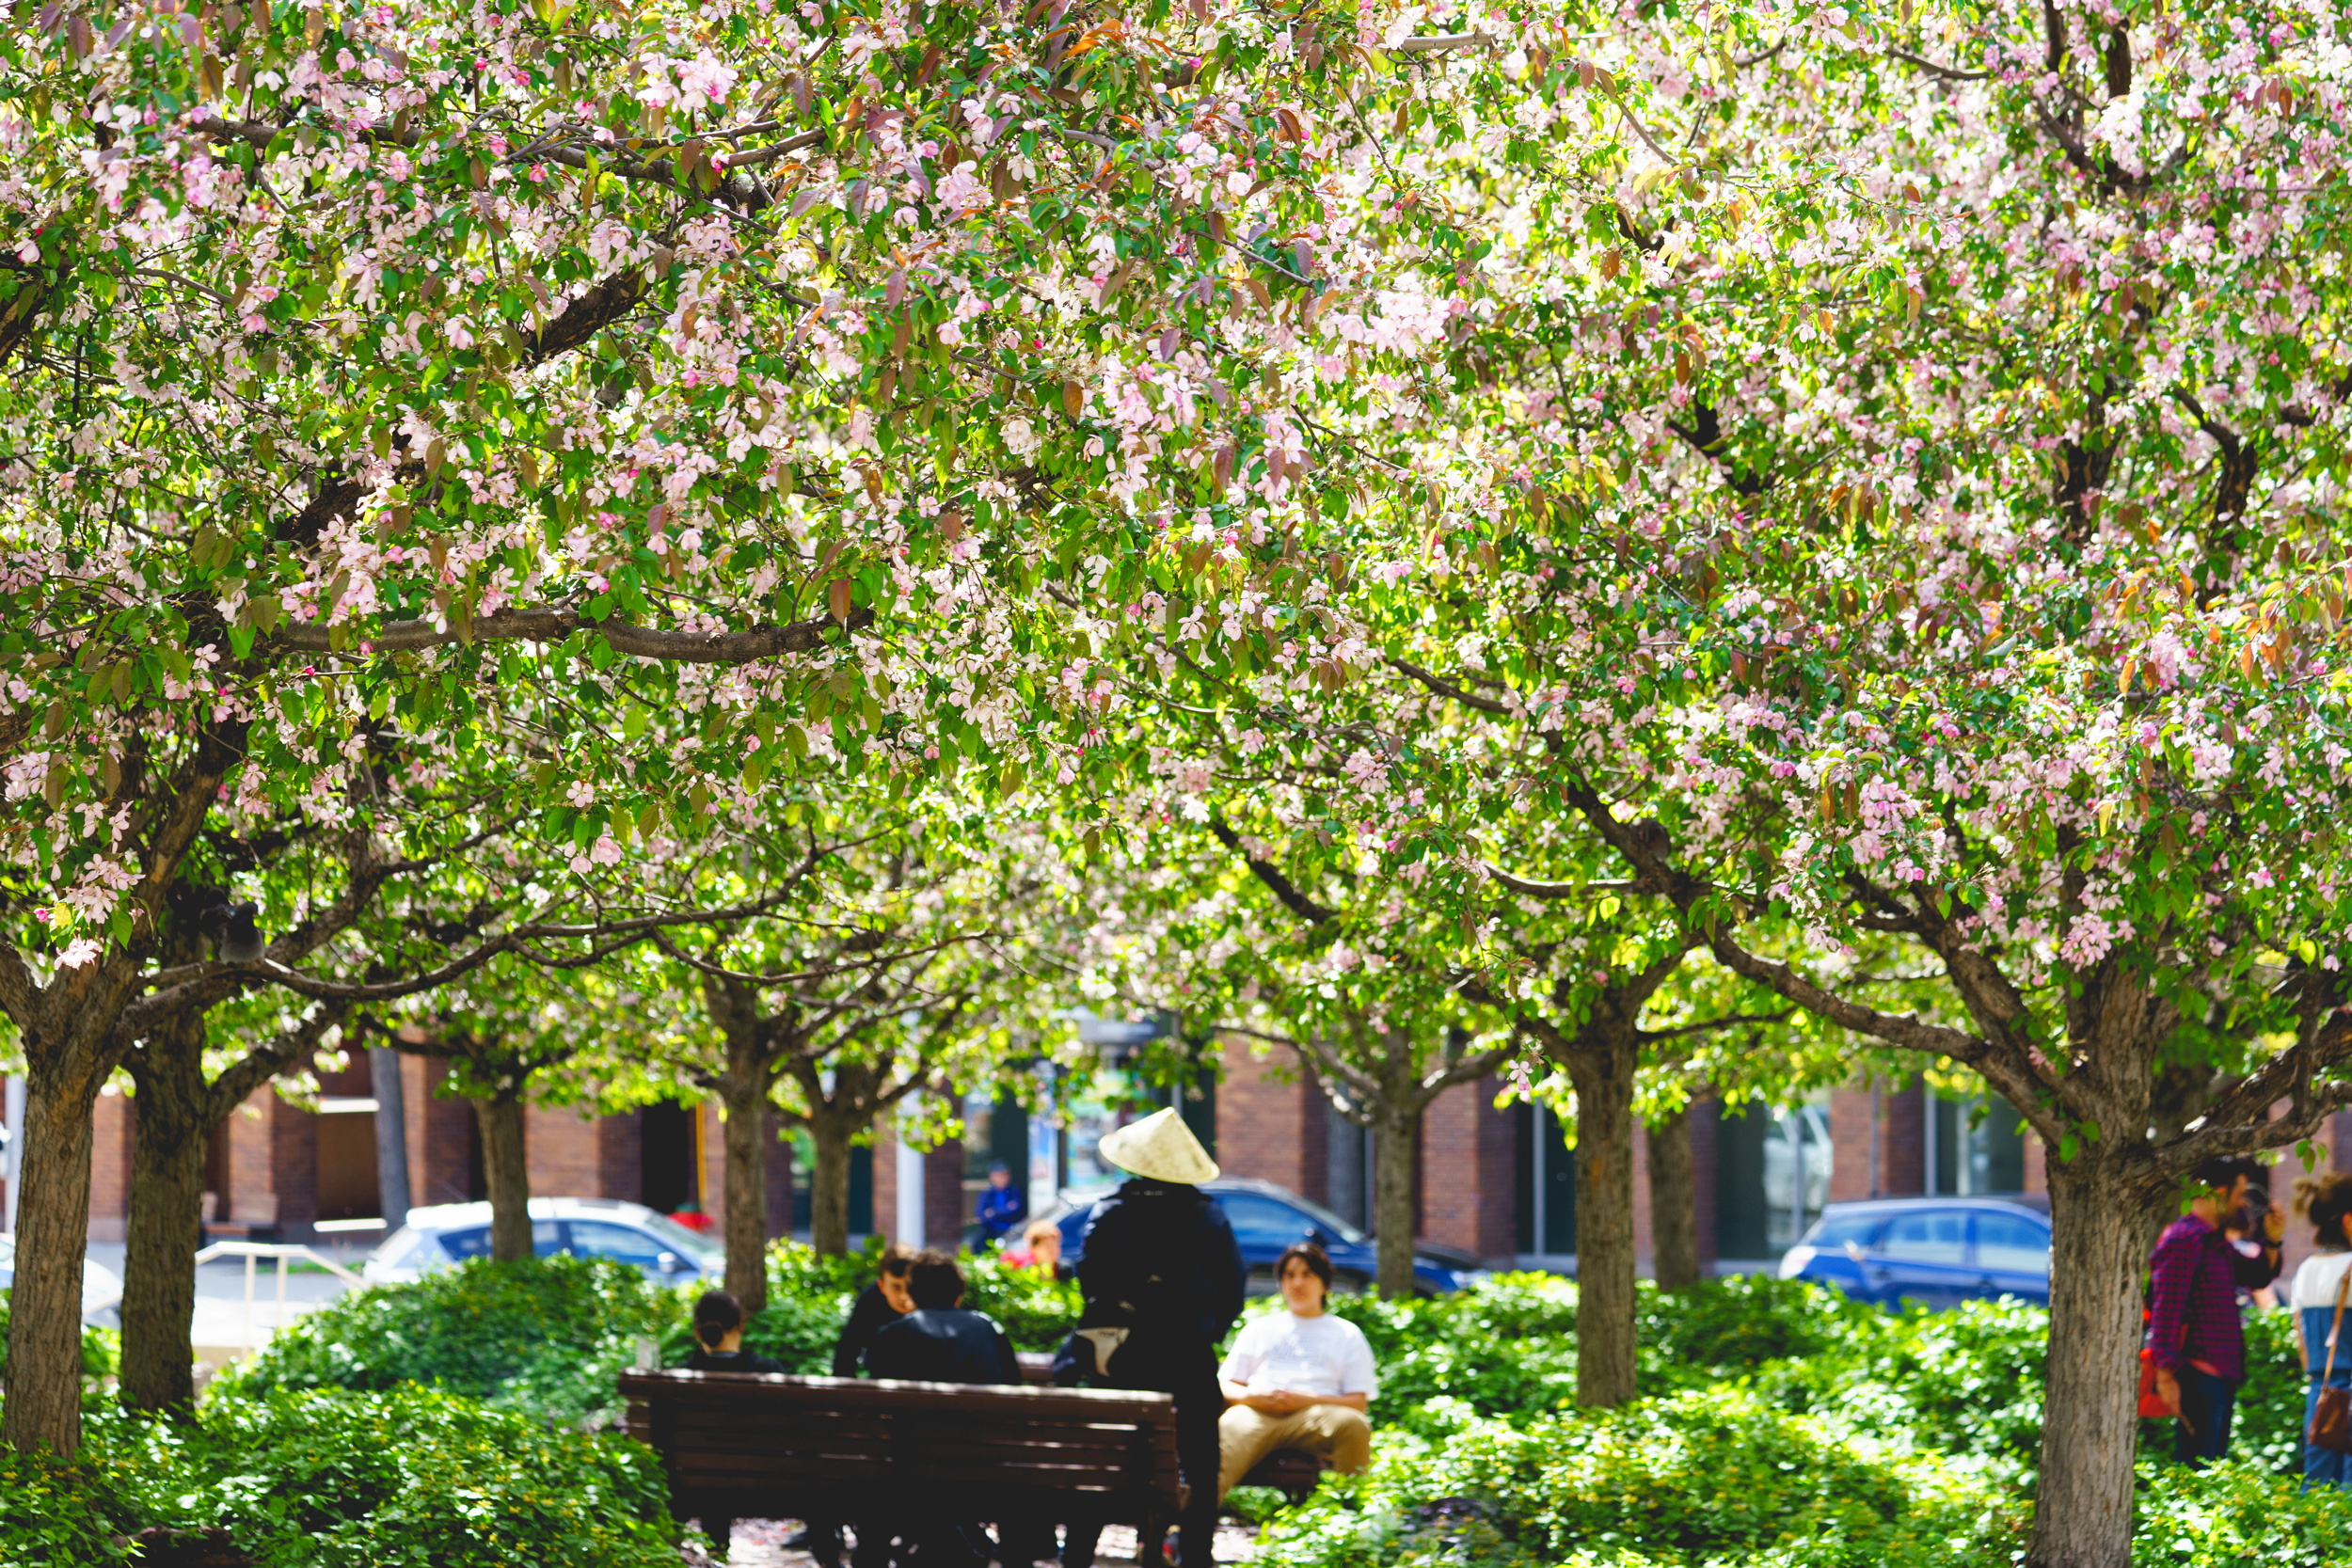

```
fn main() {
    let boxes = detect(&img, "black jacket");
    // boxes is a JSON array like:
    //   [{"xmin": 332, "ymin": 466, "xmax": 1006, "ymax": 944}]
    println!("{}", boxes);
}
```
[
  {"xmin": 686, "ymin": 1348, "xmax": 787, "ymax": 1374},
  {"xmin": 866, "ymin": 1307, "xmax": 1019, "ymax": 1385},
  {"xmin": 1074, "ymin": 1179, "xmax": 1246, "ymax": 1345},
  {"xmin": 832, "ymin": 1282, "xmax": 904, "ymax": 1377}
]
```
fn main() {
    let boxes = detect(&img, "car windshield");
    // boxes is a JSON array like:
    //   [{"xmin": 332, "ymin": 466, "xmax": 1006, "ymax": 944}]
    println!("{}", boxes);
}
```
[
  {"xmin": 636, "ymin": 1212, "xmax": 724, "ymax": 1264},
  {"xmin": 1803, "ymin": 1213, "xmax": 1883, "ymax": 1250},
  {"xmin": 1258, "ymin": 1190, "xmax": 1370, "ymax": 1246}
]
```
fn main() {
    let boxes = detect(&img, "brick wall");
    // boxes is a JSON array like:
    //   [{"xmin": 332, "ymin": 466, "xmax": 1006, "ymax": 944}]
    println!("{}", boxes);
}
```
[
  {"xmin": 598, "ymin": 1108, "xmax": 643, "ymax": 1200},
  {"xmin": 270, "ymin": 1090, "xmax": 317, "ymax": 1234},
  {"xmin": 1881, "ymin": 1078, "xmax": 1926, "ymax": 1196},
  {"xmin": 1216, "ymin": 1036, "xmax": 1321, "ymax": 1196},
  {"xmin": 227, "ymin": 1085, "xmax": 278, "ymax": 1227},
  {"xmin": 88, "ymin": 1088, "xmax": 133, "ymax": 1243},
  {"xmin": 1827, "ymin": 1083, "xmax": 1878, "ymax": 1201},
  {"xmin": 1418, "ymin": 1076, "xmax": 1515, "ymax": 1264},
  {"xmin": 872, "ymin": 1116, "xmax": 900, "ymax": 1244},
  {"xmin": 924, "ymin": 1138, "xmax": 963, "ymax": 1249},
  {"xmin": 419, "ymin": 1062, "xmax": 476, "ymax": 1207},
  {"xmin": 700, "ymin": 1100, "xmax": 725, "ymax": 1218},
  {"xmin": 525, "ymin": 1103, "xmax": 597, "ymax": 1198},
  {"xmin": 1630, "ymin": 1119, "xmax": 1652, "ymax": 1274},
  {"xmin": 1690, "ymin": 1096, "xmax": 1720, "ymax": 1273}
]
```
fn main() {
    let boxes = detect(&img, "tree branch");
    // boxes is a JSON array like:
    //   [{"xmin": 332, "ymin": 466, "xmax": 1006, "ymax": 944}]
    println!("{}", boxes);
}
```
[
  {"xmin": 274, "ymin": 603, "xmax": 875, "ymax": 664},
  {"xmin": 1208, "ymin": 817, "xmax": 1337, "ymax": 925}
]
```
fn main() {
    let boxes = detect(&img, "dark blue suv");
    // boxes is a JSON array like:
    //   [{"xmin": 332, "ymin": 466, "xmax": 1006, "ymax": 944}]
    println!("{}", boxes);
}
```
[
  {"xmin": 1778, "ymin": 1196, "xmax": 2051, "ymax": 1309},
  {"xmin": 1054, "ymin": 1176, "xmax": 1486, "ymax": 1296}
]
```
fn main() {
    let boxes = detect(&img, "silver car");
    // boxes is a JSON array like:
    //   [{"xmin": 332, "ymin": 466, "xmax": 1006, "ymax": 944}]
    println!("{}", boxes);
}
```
[
  {"xmin": 364, "ymin": 1197, "xmax": 723, "ymax": 1285},
  {"xmin": 0, "ymin": 1234, "xmax": 124, "ymax": 1324}
]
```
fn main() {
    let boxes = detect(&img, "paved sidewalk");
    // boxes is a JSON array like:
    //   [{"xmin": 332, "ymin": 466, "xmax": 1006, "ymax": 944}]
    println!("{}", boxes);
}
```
[{"xmin": 684, "ymin": 1520, "xmax": 1263, "ymax": 1566}]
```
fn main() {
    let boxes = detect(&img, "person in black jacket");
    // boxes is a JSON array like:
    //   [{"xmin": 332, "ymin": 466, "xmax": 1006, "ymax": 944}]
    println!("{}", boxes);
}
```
[
  {"xmin": 858, "ymin": 1251, "xmax": 1013, "ymax": 1568},
  {"xmin": 866, "ymin": 1249, "xmax": 1021, "ymax": 1384},
  {"xmin": 790, "ymin": 1244, "xmax": 917, "ymax": 1567},
  {"xmin": 1061, "ymin": 1108, "xmax": 1244, "ymax": 1568},
  {"xmin": 832, "ymin": 1242, "xmax": 917, "ymax": 1376},
  {"xmin": 682, "ymin": 1291, "xmax": 787, "ymax": 1560}
]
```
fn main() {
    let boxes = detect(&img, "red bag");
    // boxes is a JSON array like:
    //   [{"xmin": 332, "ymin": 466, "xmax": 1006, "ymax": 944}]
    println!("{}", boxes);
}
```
[{"xmin": 2137, "ymin": 1309, "xmax": 2185, "ymax": 1419}]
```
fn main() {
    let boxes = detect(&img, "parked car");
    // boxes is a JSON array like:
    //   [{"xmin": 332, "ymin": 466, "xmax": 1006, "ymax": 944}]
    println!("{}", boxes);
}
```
[
  {"xmin": 1051, "ymin": 1176, "xmax": 1488, "ymax": 1296},
  {"xmin": 1778, "ymin": 1196, "xmax": 2052, "ymax": 1309},
  {"xmin": 364, "ymin": 1197, "xmax": 724, "ymax": 1285},
  {"xmin": 0, "ymin": 1234, "xmax": 124, "ymax": 1324}
]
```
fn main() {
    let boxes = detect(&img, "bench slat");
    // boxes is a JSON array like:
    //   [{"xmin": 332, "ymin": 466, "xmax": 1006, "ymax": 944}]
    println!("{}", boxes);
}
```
[{"xmin": 620, "ymin": 1368, "xmax": 1184, "ymax": 1536}]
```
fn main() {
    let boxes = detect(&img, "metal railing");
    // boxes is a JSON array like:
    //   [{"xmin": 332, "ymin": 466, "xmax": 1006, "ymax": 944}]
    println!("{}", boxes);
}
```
[{"xmin": 191, "ymin": 1241, "xmax": 365, "ymax": 1348}]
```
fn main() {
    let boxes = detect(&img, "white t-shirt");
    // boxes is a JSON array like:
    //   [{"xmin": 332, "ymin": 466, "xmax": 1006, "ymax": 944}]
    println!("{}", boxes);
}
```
[
  {"xmin": 1219, "ymin": 1310, "xmax": 1377, "ymax": 1400},
  {"xmin": 2293, "ymin": 1250, "xmax": 2352, "ymax": 1310}
]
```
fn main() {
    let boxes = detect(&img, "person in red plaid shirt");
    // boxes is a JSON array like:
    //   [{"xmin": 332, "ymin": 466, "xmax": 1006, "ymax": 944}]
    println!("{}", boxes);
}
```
[{"xmin": 2148, "ymin": 1156, "xmax": 2286, "ymax": 1465}]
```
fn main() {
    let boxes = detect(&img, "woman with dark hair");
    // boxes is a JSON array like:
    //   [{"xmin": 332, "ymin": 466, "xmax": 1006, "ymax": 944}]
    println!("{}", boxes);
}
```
[
  {"xmin": 1214, "ymin": 1241, "xmax": 1375, "ymax": 1501},
  {"xmin": 683, "ymin": 1290, "xmax": 786, "ymax": 1561},
  {"xmin": 2146, "ymin": 1155, "xmax": 2284, "ymax": 1466},
  {"xmin": 2292, "ymin": 1170, "xmax": 2352, "ymax": 1489}
]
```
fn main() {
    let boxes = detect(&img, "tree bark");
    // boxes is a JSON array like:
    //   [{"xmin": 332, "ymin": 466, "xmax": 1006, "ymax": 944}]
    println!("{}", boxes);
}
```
[
  {"xmin": 2026, "ymin": 1152, "xmax": 2152, "ymax": 1568},
  {"xmin": 2, "ymin": 1061, "xmax": 103, "ymax": 1455},
  {"xmin": 1371, "ymin": 1108, "xmax": 1420, "ymax": 1298},
  {"xmin": 719, "ymin": 1073, "xmax": 772, "ymax": 1312},
  {"xmin": 1647, "ymin": 1101, "xmax": 1700, "ymax": 1291},
  {"xmin": 1564, "ymin": 1034, "xmax": 1639, "ymax": 1407},
  {"xmin": 119, "ymin": 1003, "xmax": 212, "ymax": 1412},
  {"xmin": 808, "ymin": 1113, "xmax": 857, "ymax": 1259},
  {"xmin": 475, "ymin": 1097, "xmax": 532, "ymax": 1261}
]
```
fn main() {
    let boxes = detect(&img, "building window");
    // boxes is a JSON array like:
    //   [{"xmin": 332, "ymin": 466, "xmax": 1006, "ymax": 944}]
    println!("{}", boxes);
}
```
[
  {"xmin": 1716, "ymin": 1101, "xmax": 1833, "ymax": 1263},
  {"xmin": 1513, "ymin": 1100, "xmax": 1577, "ymax": 1259},
  {"xmin": 1927, "ymin": 1094, "xmax": 2025, "ymax": 1196}
]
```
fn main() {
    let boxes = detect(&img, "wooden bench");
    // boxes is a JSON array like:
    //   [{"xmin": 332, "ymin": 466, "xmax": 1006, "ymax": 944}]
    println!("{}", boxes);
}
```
[
  {"xmin": 619, "ymin": 1370, "xmax": 1183, "ymax": 1562},
  {"xmin": 1013, "ymin": 1353, "xmax": 1331, "ymax": 1511}
]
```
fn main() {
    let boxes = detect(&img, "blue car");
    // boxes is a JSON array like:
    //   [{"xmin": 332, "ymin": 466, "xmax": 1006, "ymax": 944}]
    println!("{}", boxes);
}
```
[
  {"xmin": 1055, "ymin": 1176, "xmax": 1486, "ymax": 1296},
  {"xmin": 1778, "ymin": 1196, "xmax": 2052, "ymax": 1309}
]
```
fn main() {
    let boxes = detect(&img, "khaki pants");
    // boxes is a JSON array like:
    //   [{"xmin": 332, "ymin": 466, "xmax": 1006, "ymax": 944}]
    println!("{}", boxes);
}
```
[{"xmin": 1216, "ymin": 1402, "xmax": 1373, "ymax": 1499}]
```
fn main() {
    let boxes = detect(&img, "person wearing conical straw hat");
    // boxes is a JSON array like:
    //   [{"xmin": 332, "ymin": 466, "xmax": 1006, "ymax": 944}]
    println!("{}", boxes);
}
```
[{"xmin": 1058, "ymin": 1107, "xmax": 1243, "ymax": 1568}]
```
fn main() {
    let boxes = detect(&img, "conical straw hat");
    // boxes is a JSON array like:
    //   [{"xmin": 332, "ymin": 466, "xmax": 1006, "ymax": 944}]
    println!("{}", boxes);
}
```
[{"xmin": 1098, "ymin": 1107, "xmax": 1219, "ymax": 1185}]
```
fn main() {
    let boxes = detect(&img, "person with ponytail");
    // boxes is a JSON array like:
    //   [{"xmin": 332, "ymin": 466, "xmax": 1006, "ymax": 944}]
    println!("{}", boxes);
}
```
[
  {"xmin": 684, "ymin": 1289, "xmax": 787, "ymax": 1560},
  {"xmin": 2291, "ymin": 1172, "xmax": 2352, "ymax": 1489}
]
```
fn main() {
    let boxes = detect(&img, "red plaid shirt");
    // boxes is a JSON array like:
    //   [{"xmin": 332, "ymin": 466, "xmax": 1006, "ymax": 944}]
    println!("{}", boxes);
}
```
[{"xmin": 2148, "ymin": 1214, "xmax": 2273, "ymax": 1383}]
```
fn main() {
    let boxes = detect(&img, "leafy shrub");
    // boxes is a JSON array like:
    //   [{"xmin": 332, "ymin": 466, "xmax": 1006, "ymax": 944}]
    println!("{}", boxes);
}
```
[
  {"xmin": 87, "ymin": 1385, "xmax": 678, "ymax": 1568},
  {"xmin": 958, "ymin": 1254, "xmax": 1082, "ymax": 1350},
  {"xmin": 215, "ymin": 1255, "xmax": 678, "ymax": 1428},
  {"xmin": 1253, "ymin": 1390, "xmax": 2014, "ymax": 1568},
  {"xmin": 0, "ymin": 1446, "xmax": 138, "ymax": 1567},
  {"xmin": 2132, "ymin": 1457, "xmax": 2352, "ymax": 1568}
]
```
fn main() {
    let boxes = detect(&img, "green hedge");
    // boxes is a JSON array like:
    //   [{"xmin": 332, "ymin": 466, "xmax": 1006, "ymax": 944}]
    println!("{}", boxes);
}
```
[
  {"xmin": 655, "ymin": 1239, "xmax": 1085, "ymax": 1370},
  {"xmin": 216, "ymin": 1254, "xmax": 678, "ymax": 1428},
  {"xmin": 86, "ymin": 1385, "xmax": 679, "ymax": 1568}
]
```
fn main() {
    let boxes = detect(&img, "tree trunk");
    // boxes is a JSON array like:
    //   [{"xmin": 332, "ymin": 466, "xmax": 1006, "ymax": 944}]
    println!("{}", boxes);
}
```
[
  {"xmin": 2026, "ymin": 1152, "xmax": 2149, "ymax": 1568},
  {"xmin": 2, "ymin": 1063, "xmax": 102, "ymax": 1455},
  {"xmin": 369, "ymin": 1045, "xmax": 411, "ymax": 1232},
  {"xmin": 719, "ymin": 1074, "xmax": 772, "ymax": 1313},
  {"xmin": 474, "ymin": 1097, "xmax": 532, "ymax": 1261},
  {"xmin": 119, "ymin": 1006, "xmax": 212, "ymax": 1412},
  {"xmin": 1647, "ymin": 1101, "xmax": 1700, "ymax": 1291},
  {"xmin": 1565, "ymin": 1034, "xmax": 1639, "ymax": 1408},
  {"xmin": 808, "ymin": 1114, "xmax": 856, "ymax": 1259},
  {"xmin": 1371, "ymin": 1109, "xmax": 1420, "ymax": 1299}
]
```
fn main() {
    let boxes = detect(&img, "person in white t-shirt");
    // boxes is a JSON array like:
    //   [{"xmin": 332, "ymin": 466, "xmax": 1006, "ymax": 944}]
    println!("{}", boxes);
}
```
[
  {"xmin": 1215, "ymin": 1242, "xmax": 1376, "ymax": 1499},
  {"xmin": 2292, "ymin": 1170, "xmax": 2352, "ymax": 1490}
]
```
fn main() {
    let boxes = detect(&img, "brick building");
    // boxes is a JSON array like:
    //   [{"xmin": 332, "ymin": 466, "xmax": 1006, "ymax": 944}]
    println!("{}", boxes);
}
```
[{"xmin": 47, "ymin": 1035, "xmax": 2352, "ymax": 1283}]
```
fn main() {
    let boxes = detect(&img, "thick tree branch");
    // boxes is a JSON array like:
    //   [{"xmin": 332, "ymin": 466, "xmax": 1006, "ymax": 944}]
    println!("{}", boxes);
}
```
[
  {"xmin": 272, "ymin": 604, "xmax": 875, "ymax": 663},
  {"xmin": 1208, "ymin": 817, "xmax": 1336, "ymax": 925}
]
